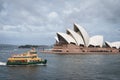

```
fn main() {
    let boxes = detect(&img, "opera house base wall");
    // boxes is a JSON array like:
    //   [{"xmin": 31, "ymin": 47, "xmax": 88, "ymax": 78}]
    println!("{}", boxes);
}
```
[{"xmin": 41, "ymin": 44, "xmax": 120, "ymax": 54}]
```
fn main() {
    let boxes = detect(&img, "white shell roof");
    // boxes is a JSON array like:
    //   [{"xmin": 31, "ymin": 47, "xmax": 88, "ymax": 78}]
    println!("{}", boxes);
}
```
[
  {"xmin": 74, "ymin": 23, "xmax": 89, "ymax": 46},
  {"xmin": 57, "ymin": 32, "xmax": 77, "ymax": 44},
  {"xmin": 111, "ymin": 41, "xmax": 120, "ymax": 49},
  {"xmin": 89, "ymin": 35, "xmax": 103, "ymax": 47},
  {"xmin": 105, "ymin": 41, "xmax": 120, "ymax": 49},
  {"xmin": 105, "ymin": 41, "xmax": 112, "ymax": 48},
  {"xmin": 66, "ymin": 29, "xmax": 84, "ymax": 45},
  {"xmin": 55, "ymin": 36, "xmax": 59, "ymax": 42}
]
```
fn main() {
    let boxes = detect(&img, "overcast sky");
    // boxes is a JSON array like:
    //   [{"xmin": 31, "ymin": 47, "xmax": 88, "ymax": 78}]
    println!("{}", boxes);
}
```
[{"xmin": 0, "ymin": 0, "xmax": 120, "ymax": 45}]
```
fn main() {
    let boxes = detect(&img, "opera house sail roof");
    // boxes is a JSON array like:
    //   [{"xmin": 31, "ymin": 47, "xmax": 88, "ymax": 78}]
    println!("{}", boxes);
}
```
[
  {"xmin": 89, "ymin": 35, "xmax": 103, "ymax": 47},
  {"xmin": 57, "ymin": 32, "xmax": 76, "ymax": 44},
  {"xmin": 74, "ymin": 23, "xmax": 89, "ymax": 46},
  {"xmin": 66, "ymin": 29, "xmax": 84, "ymax": 46},
  {"xmin": 105, "ymin": 41, "xmax": 120, "ymax": 49}
]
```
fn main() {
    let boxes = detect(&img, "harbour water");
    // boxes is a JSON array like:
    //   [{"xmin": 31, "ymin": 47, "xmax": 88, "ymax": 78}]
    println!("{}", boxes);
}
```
[{"xmin": 0, "ymin": 45, "xmax": 120, "ymax": 80}]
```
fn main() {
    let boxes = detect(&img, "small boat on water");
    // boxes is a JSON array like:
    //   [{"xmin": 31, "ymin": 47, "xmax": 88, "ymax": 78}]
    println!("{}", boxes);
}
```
[{"xmin": 7, "ymin": 48, "xmax": 47, "ymax": 65}]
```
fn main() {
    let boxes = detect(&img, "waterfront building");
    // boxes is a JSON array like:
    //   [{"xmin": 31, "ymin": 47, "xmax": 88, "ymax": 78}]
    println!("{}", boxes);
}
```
[{"xmin": 51, "ymin": 23, "xmax": 120, "ymax": 53}]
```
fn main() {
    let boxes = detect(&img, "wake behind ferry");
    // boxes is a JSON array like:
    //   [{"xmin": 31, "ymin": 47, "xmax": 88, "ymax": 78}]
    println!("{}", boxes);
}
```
[{"xmin": 7, "ymin": 48, "xmax": 47, "ymax": 65}]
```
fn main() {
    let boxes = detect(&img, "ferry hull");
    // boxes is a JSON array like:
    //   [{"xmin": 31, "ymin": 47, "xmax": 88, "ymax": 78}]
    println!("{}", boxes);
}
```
[{"xmin": 7, "ymin": 59, "xmax": 47, "ymax": 65}]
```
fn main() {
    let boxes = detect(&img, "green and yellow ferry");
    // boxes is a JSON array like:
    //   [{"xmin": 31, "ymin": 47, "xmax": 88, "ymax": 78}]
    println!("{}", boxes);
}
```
[{"xmin": 7, "ymin": 48, "xmax": 47, "ymax": 65}]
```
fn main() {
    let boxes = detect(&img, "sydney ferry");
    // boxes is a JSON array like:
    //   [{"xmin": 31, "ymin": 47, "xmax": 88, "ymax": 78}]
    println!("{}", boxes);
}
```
[{"xmin": 7, "ymin": 48, "xmax": 47, "ymax": 65}]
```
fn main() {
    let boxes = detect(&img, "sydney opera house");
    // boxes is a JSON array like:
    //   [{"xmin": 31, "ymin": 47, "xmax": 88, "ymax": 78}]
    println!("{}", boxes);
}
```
[{"xmin": 46, "ymin": 23, "xmax": 120, "ymax": 54}]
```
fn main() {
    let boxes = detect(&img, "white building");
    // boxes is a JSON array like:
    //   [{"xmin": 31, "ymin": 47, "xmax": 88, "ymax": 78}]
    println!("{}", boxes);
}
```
[{"xmin": 55, "ymin": 23, "xmax": 119, "ymax": 48}]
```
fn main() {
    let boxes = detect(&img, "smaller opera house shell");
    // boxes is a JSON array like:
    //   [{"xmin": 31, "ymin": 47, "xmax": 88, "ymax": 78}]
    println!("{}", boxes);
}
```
[{"xmin": 105, "ymin": 41, "xmax": 120, "ymax": 49}]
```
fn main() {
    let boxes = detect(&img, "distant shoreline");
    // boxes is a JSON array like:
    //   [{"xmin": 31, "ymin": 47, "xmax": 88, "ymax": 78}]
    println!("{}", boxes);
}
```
[{"xmin": 40, "ymin": 50, "xmax": 120, "ymax": 55}]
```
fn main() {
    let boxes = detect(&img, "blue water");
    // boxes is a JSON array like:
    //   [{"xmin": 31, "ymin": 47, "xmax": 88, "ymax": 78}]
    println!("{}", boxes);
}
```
[{"xmin": 0, "ymin": 45, "xmax": 120, "ymax": 80}]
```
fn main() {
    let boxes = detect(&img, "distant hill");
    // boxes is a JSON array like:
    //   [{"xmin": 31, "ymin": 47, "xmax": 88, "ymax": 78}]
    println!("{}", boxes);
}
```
[{"xmin": 18, "ymin": 45, "xmax": 52, "ymax": 49}]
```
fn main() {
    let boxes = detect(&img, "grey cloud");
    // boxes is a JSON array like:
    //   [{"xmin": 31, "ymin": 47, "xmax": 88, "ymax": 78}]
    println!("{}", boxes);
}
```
[
  {"xmin": 0, "ymin": 0, "xmax": 120, "ymax": 45},
  {"xmin": 0, "ymin": 26, "xmax": 3, "ymax": 30},
  {"xmin": 0, "ymin": 0, "xmax": 4, "ymax": 11}
]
